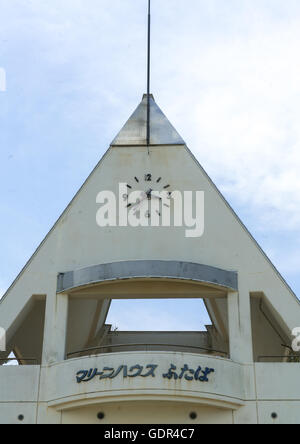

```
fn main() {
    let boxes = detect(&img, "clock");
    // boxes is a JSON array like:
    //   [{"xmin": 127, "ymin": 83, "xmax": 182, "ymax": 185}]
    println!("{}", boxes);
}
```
[{"xmin": 123, "ymin": 174, "xmax": 172, "ymax": 219}]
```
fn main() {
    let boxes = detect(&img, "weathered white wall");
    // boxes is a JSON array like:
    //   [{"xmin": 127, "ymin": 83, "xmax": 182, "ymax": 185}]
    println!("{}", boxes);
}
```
[
  {"xmin": 0, "ymin": 355, "xmax": 299, "ymax": 423},
  {"xmin": 1, "ymin": 140, "xmax": 299, "ymax": 423},
  {"xmin": 61, "ymin": 402, "xmax": 233, "ymax": 425},
  {"xmin": 1, "ymin": 145, "xmax": 299, "ymax": 344}
]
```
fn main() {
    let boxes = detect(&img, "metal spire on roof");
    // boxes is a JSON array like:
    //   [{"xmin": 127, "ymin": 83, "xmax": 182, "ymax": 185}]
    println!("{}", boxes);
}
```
[
  {"xmin": 146, "ymin": 0, "xmax": 151, "ymax": 152},
  {"xmin": 110, "ymin": 1, "xmax": 185, "ymax": 148}
]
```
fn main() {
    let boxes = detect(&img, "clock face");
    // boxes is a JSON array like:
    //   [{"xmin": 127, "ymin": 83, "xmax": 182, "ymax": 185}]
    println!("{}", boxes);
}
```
[{"xmin": 123, "ymin": 174, "xmax": 172, "ymax": 219}]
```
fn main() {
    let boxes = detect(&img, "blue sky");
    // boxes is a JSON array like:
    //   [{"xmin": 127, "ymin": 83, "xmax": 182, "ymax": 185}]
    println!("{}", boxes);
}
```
[{"xmin": 0, "ymin": 0, "xmax": 299, "ymax": 330}]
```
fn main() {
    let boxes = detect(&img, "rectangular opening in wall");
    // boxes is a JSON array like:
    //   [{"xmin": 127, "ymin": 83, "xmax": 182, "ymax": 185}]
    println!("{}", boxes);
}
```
[
  {"xmin": 0, "ymin": 296, "xmax": 46, "ymax": 366},
  {"xmin": 250, "ymin": 294, "xmax": 299, "ymax": 363},
  {"xmin": 2, "ymin": 351, "xmax": 19, "ymax": 366},
  {"xmin": 107, "ymin": 298, "xmax": 210, "ymax": 331},
  {"xmin": 66, "ymin": 294, "xmax": 229, "ymax": 360}
]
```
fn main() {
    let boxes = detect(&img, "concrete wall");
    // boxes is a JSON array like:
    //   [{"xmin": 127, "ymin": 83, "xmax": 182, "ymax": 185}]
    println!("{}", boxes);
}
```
[
  {"xmin": 251, "ymin": 297, "xmax": 290, "ymax": 362},
  {"xmin": 1, "ymin": 145, "xmax": 299, "ymax": 349},
  {"xmin": 0, "ymin": 353, "xmax": 299, "ymax": 424},
  {"xmin": 1, "ymin": 141, "xmax": 299, "ymax": 423},
  {"xmin": 61, "ymin": 402, "xmax": 234, "ymax": 425},
  {"xmin": 100, "ymin": 331, "xmax": 211, "ymax": 355}
]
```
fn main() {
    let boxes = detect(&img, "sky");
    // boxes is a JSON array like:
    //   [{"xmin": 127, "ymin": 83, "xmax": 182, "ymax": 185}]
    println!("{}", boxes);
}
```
[{"xmin": 0, "ymin": 0, "xmax": 299, "ymax": 330}]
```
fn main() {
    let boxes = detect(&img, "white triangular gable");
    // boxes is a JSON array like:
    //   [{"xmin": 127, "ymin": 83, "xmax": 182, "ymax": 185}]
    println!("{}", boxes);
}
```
[{"xmin": 1, "ymin": 95, "xmax": 299, "ymax": 364}]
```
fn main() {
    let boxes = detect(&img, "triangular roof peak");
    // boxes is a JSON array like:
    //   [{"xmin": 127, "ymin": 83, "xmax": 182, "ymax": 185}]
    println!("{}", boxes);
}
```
[{"xmin": 111, "ymin": 94, "xmax": 185, "ymax": 146}]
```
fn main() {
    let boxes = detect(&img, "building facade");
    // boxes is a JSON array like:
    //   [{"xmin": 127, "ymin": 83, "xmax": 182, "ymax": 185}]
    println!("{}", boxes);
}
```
[{"xmin": 0, "ymin": 95, "xmax": 299, "ymax": 424}]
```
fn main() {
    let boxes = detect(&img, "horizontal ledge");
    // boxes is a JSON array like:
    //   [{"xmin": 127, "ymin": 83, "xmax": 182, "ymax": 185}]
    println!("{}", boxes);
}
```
[
  {"xmin": 67, "ymin": 344, "xmax": 229, "ymax": 359},
  {"xmin": 48, "ymin": 390, "xmax": 245, "ymax": 412},
  {"xmin": 57, "ymin": 261, "xmax": 238, "ymax": 293},
  {"xmin": 110, "ymin": 143, "xmax": 186, "ymax": 147}
]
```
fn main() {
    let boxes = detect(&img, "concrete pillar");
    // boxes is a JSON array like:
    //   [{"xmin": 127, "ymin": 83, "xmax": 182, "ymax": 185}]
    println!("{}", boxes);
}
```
[
  {"xmin": 42, "ymin": 293, "xmax": 69, "ymax": 365},
  {"xmin": 228, "ymin": 289, "xmax": 253, "ymax": 363}
]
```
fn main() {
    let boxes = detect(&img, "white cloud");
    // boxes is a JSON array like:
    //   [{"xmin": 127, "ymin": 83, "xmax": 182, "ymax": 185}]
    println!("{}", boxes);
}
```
[
  {"xmin": 156, "ymin": 12, "xmax": 300, "ymax": 233},
  {"xmin": 2, "ymin": 0, "xmax": 300, "ymax": 234},
  {"xmin": 0, "ymin": 0, "xmax": 299, "ymax": 297}
]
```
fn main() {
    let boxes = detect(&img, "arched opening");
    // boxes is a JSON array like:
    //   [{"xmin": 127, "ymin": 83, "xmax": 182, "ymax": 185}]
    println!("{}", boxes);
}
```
[{"xmin": 65, "ymin": 278, "xmax": 230, "ymax": 360}]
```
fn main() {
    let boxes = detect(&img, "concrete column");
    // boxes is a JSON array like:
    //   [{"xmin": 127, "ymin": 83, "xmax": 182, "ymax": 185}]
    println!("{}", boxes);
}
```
[
  {"xmin": 42, "ymin": 293, "xmax": 69, "ymax": 365},
  {"xmin": 228, "ymin": 289, "xmax": 253, "ymax": 363}
]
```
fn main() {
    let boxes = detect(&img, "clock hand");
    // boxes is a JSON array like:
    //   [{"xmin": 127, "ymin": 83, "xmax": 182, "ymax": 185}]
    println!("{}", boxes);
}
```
[
  {"xmin": 145, "ymin": 189, "xmax": 153, "ymax": 200},
  {"xmin": 127, "ymin": 191, "xmax": 146, "ymax": 209},
  {"xmin": 133, "ymin": 198, "xmax": 144, "ymax": 208},
  {"xmin": 128, "ymin": 190, "xmax": 146, "ymax": 205},
  {"xmin": 149, "ymin": 192, "xmax": 162, "ymax": 200},
  {"xmin": 145, "ymin": 189, "xmax": 163, "ymax": 201},
  {"xmin": 131, "ymin": 194, "xmax": 147, "ymax": 211}
]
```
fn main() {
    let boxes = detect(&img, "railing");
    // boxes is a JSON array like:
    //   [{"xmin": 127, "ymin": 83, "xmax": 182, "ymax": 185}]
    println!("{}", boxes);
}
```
[
  {"xmin": 258, "ymin": 345, "xmax": 300, "ymax": 362},
  {"xmin": 67, "ymin": 343, "xmax": 229, "ymax": 359},
  {"xmin": 258, "ymin": 356, "xmax": 300, "ymax": 363}
]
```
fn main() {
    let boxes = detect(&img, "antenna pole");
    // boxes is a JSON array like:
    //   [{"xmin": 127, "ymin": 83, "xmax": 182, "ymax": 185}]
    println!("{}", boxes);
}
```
[{"xmin": 147, "ymin": 0, "xmax": 151, "ymax": 150}]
